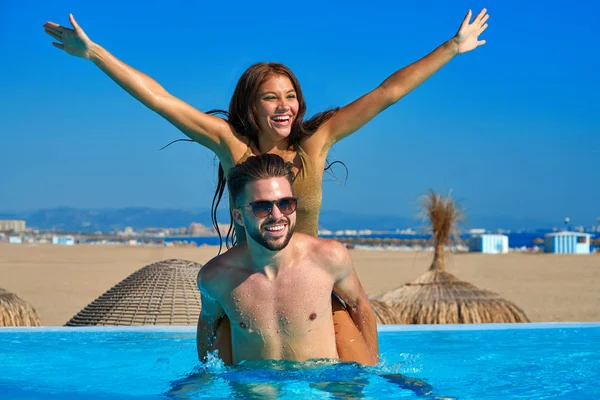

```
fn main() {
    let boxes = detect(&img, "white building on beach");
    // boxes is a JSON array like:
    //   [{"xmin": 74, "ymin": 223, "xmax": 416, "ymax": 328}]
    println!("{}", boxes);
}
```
[
  {"xmin": 52, "ymin": 235, "xmax": 75, "ymax": 246},
  {"xmin": 544, "ymin": 231, "xmax": 591, "ymax": 254},
  {"xmin": 8, "ymin": 236, "xmax": 22, "ymax": 244},
  {"xmin": 468, "ymin": 234, "xmax": 509, "ymax": 254}
]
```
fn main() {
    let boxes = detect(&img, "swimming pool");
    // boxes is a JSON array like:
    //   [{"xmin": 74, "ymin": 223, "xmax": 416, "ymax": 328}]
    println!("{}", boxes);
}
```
[{"xmin": 1, "ymin": 323, "xmax": 599, "ymax": 399}]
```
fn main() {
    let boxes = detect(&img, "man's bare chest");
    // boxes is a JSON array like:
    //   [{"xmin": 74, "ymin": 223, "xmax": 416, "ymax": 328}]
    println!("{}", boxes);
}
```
[{"xmin": 222, "ymin": 267, "xmax": 335, "ymax": 332}]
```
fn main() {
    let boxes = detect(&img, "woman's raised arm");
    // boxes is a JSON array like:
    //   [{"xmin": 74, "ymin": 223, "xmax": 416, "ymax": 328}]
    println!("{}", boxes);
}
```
[
  {"xmin": 314, "ymin": 9, "xmax": 489, "ymax": 150},
  {"xmin": 43, "ymin": 14, "xmax": 233, "ymax": 153}
]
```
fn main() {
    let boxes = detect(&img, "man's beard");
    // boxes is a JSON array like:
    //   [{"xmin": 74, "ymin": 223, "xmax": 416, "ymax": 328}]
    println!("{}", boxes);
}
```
[{"xmin": 247, "ymin": 217, "xmax": 295, "ymax": 251}]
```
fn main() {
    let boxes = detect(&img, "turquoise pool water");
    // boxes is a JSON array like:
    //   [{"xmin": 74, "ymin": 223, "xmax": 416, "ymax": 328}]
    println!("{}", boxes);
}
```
[{"xmin": 1, "ymin": 323, "xmax": 599, "ymax": 399}]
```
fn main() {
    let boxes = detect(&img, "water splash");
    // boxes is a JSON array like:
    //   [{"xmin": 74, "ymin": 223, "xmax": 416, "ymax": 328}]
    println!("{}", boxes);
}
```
[{"xmin": 199, "ymin": 350, "xmax": 227, "ymax": 374}]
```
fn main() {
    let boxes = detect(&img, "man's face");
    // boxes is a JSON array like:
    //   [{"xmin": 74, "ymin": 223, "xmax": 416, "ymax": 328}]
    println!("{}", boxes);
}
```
[{"xmin": 236, "ymin": 177, "xmax": 296, "ymax": 251}]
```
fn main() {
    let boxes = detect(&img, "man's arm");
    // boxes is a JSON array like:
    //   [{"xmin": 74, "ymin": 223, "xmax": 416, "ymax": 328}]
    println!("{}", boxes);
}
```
[
  {"xmin": 328, "ymin": 242, "xmax": 380, "ymax": 364},
  {"xmin": 196, "ymin": 275, "xmax": 226, "ymax": 362}
]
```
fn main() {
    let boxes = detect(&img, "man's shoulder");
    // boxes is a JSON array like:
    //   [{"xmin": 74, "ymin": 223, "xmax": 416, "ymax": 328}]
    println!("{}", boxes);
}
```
[
  {"xmin": 296, "ymin": 234, "xmax": 351, "ymax": 266},
  {"xmin": 197, "ymin": 246, "xmax": 246, "ymax": 287}
]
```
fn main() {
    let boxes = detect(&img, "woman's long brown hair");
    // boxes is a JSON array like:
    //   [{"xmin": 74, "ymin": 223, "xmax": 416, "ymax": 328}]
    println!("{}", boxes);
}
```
[{"xmin": 162, "ymin": 62, "xmax": 343, "ymax": 254}]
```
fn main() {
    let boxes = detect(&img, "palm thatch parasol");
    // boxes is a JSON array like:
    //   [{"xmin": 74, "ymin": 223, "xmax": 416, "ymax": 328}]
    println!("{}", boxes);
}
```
[
  {"xmin": 371, "ymin": 191, "xmax": 529, "ymax": 324},
  {"xmin": 0, "ymin": 288, "xmax": 41, "ymax": 327},
  {"xmin": 65, "ymin": 259, "xmax": 202, "ymax": 326},
  {"xmin": 531, "ymin": 237, "xmax": 544, "ymax": 245}
]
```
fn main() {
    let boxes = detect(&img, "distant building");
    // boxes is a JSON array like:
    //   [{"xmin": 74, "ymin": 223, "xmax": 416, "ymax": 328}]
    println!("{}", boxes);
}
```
[
  {"xmin": 544, "ymin": 232, "xmax": 591, "ymax": 254},
  {"xmin": 52, "ymin": 235, "xmax": 75, "ymax": 246},
  {"xmin": 188, "ymin": 223, "xmax": 211, "ymax": 236},
  {"xmin": 468, "ymin": 234, "xmax": 509, "ymax": 254},
  {"xmin": 9, "ymin": 236, "xmax": 22, "ymax": 244},
  {"xmin": 468, "ymin": 228, "xmax": 486, "ymax": 235},
  {"xmin": 0, "ymin": 220, "xmax": 26, "ymax": 233}
]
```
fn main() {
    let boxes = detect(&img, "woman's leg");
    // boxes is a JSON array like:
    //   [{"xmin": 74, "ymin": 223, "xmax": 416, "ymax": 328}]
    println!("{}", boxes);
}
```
[
  {"xmin": 331, "ymin": 294, "xmax": 377, "ymax": 366},
  {"xmin": 211, "ymin": 316, "xmax": 233, "ymax": 365}
]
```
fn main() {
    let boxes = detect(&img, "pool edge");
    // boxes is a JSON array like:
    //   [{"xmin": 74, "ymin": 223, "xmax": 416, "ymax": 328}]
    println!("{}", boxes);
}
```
[{"xmin": 1, "ymin": 322, "xmax": 599, "ymax": 333}]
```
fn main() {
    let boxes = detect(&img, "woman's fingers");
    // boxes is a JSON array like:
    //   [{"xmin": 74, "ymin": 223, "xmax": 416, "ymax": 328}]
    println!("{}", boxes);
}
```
[
  {"xmin": 460, "ymin": 9, "xmax": 472, "ymax": 29},
  {"xmin": 69, "ymin": 14, "xmax": 81, "ymax": 32},
  {"xmin": 45, "ymin": 29, "xmax": 62, "ymax": 42},
  {"xmin": 51, "ymin": 42, "xmax": 64, "ymax": 50},
  {"xmin": 475, "ymin": 8, "xmax": 487, "ymax": 23},
  {"xmin": 43, "ymin": 21, "xmax": 61, "ymax": 29},
  {"xmin": 479, "ymin": 14, "xmax": 489, "ymax": 27},
  {"xmin": 43, "ymin": 23, "xmax": 74, "ymax": 36},
  {"xmin": 43, "ymin": 25, "xmax": 62, "ymax": 35}
]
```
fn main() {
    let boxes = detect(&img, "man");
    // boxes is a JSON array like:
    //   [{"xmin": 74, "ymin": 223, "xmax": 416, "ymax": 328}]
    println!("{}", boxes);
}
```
[{"xmin": 196, "ymin": 154, "xmax": 379, "ymax": 365}]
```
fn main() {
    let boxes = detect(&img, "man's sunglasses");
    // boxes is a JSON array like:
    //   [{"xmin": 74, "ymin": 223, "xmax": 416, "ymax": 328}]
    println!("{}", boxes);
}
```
[{"xmin": 238, "ymin": 197, "xmax": 298, "ymax": 218}]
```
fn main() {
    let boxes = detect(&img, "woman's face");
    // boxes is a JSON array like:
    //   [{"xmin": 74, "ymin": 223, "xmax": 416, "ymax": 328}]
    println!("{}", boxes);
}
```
[{"xmin": 254, "ymin": 74, "xmax": 299, "ymax": 141}]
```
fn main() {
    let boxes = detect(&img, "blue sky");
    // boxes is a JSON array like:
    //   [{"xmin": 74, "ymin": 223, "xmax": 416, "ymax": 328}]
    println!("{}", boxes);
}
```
[{"xmin": 1, "ymin": 0, "xmax": 598, "ymax": 226}]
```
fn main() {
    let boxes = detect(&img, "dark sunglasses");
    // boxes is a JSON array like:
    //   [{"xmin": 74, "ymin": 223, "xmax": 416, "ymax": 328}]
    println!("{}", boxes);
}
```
[{"xmin": 238, "ymin": 197, "xmax": 298, "ymax": 218}]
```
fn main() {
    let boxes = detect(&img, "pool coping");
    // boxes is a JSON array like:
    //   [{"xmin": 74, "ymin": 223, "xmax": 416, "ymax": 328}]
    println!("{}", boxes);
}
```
[{"xmin": 1, "ymin": 322, "xmax": 599, "ymax": 333}]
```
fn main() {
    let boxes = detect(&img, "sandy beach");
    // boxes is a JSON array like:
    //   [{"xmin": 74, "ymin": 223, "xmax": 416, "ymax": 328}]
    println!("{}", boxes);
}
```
[{"xmin": 0, "ymin": 243, "xmax": 598, "ymax": 326}]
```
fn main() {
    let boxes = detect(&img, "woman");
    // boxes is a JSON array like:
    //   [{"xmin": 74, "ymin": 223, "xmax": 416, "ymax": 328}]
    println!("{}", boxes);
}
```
[{"xmin": 43, "ymin": 9, "xmax": 489, "ymax": 365}]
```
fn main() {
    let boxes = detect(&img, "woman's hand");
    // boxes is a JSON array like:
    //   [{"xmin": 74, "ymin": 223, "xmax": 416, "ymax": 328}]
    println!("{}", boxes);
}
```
[
  {"xmin": 43, "ymin": 14, "xmax": 93, "ymax": 59},
  {"xmin": 453, "ymin": 9, "xmax": 489, "ymax": 54}
]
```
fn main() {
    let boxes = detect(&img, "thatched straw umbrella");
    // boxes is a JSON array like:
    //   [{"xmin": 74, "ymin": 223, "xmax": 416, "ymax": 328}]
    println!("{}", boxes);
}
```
[
  {"xmin": 532, "ymin": 237, "xmax": 544, "ymax": 245},
  {"xmin": 0, "ymin": 288, "xmax": 41, "ymax": 327},
  {"xmin": 371, "ymin": 191, "xmax": 529, "ymax": 324},
  {"xmin": 65, "ymin": 259, "xmax": 202, "ymax": 326}
]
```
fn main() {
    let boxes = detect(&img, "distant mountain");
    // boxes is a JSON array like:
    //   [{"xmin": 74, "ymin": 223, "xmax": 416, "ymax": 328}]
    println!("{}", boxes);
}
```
[
  {"xmin": 0, "ymin": 207, "xmax": 214, "ymax": 232},
  {"xmin": 0, "ymin": 207, "xmax": 560, "ymax": 233}
]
